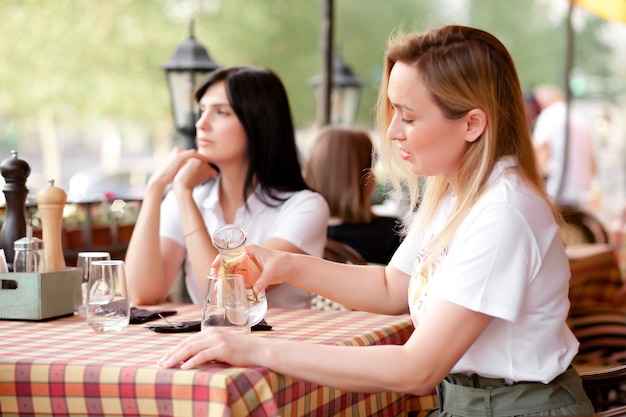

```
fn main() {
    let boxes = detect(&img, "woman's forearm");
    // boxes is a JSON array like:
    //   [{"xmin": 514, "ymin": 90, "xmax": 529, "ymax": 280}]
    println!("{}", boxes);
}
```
[
  {"xmin": 125, "ymin": 184, "xmax": 170, "ymax": 305},
  {"xmin": 257, "ymin": 338, "xmax": 434, "ymax": 396},
  {"xmin": 280, "ymin": 253, "xmax": 407, "ymax": 315},
  {"xmin": 174, "ymin": 188, "xmax": 218, "ymax": 292}
]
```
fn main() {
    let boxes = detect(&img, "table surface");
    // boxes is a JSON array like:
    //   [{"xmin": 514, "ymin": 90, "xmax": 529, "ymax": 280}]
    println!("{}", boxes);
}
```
[{"xmin": 0, "ymin": 304, "xmax": 436, "ymax": 417}]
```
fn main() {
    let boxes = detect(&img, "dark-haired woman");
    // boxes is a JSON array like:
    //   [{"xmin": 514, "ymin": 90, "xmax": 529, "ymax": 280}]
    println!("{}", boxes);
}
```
[{"xmin": 125, "ymin": 66, "xmax": 329, "ymax": 308}]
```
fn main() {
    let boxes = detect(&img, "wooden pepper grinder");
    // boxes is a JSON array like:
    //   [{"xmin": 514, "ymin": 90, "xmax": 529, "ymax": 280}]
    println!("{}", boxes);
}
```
[
  {"xmin": 35, "ymin": 179, "xmax": 67, "ymax": 272},
  {"xmin": 0, "ymin": 150, "xmax": 30, "ymax": 271}
]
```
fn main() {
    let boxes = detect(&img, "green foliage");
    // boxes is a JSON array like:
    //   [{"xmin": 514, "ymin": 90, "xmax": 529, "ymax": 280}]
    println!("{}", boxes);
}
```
[
  {"xmin": 0, "ymin": 0, "xmax": 618, "ymax": 136},
  {"xmin": 1, "ymin": 0, "xmax": 174, "ymax": 121}
]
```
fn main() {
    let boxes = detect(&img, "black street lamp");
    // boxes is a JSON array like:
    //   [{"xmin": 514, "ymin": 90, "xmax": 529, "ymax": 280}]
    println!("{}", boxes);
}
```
[
  {"xmin": 162, "ymin": 21, "xmax": 219, "ymax": 149},
  {"xmin": 310, "ymin": 52, "xmax": 362, "ymax": 126}
]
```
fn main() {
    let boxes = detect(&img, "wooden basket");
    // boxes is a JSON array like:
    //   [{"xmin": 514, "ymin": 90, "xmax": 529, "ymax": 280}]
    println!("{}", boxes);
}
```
[{"xmin": 0, "ymin": 268, "xmax": 81, "ymax": 320}]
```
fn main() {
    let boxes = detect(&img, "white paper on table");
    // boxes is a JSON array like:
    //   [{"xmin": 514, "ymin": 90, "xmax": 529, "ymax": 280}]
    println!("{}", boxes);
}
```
[{"xmin": 0, "ymin": 249, "xmax": 8, "ymax": 273}]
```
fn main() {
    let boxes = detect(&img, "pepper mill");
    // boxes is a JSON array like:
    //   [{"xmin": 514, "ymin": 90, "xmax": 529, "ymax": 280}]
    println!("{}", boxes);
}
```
[
  {"xmin": 0, "ymin": 150, "xmax": 31, "ymax": 271},
  {"xmin": 35, "ymin": 179, "xmax": 67, "ymax": 272}
]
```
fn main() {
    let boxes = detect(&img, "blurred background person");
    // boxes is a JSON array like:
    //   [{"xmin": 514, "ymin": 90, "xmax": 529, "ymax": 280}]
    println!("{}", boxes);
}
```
[
  {"xmin": 533, "ymin": 84, "xmax": 597, "ymax": 208},
  {"xmin": 523, "ymin": 91, "xmax": 541, "ymax": 130},
  {"xmin": 304, "ymin": 125, "xmax": 402, "ymax": 264}
]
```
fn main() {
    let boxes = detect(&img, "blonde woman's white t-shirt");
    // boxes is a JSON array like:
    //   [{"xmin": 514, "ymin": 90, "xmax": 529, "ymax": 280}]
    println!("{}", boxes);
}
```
[
  {"xmin": 160, "ymin": 178, "xmax": 330, "ymax": 307},
  {"xmin": 391, "ymin": 157, "xmax": 578, "ymax": 383}
]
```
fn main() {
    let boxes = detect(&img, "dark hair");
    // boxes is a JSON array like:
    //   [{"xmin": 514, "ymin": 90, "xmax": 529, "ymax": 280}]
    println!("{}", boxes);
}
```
[{"xmin": 195, "ymin": 66, "xmax": 309, "ymax": 206}]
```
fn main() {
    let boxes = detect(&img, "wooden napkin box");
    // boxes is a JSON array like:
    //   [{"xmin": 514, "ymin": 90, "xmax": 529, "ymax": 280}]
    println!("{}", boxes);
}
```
[{"xmin": 0, "ymin": 268, "xmax": 81, "ymax": 320}]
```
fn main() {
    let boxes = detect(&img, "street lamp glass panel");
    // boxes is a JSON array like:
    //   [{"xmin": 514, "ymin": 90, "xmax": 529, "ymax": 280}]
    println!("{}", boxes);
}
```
[
  {"xmin": 330, "ymin": 85, "xmax": 360, "ymax": 126},
  {"xmin": 310, "ymin": 53, "xmax": 361, "ymax": 126},
  {"xmin": 166, "ymin": 70, "xmax": 211, "ymax": 132}
]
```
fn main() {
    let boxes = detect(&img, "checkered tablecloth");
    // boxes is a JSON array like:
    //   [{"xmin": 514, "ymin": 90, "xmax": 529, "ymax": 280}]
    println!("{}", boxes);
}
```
[{"xmin": 0, "ymin": 305, "xmax": 436, "ymax": 417}]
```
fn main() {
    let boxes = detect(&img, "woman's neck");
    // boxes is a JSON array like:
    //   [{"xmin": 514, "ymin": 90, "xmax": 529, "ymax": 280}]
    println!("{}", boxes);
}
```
[{"xmin": 218, "ymin": 165, "xmax": 252, "ymax": 223}]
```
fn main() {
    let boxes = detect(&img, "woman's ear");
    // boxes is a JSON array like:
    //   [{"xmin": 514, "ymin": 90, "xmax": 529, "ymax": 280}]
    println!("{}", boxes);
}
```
[{"xmin": 464, "ymin": 108, "xmax": 487, "ymax": 143}]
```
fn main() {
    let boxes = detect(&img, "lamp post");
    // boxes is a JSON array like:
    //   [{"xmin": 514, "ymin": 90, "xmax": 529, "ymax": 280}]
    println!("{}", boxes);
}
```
[
  {"xmin": 161, "ymin": 21, "xmax": 219, "ymax": 149},
  {"xmin": 310, "ymin": 52, "xmax": 362, "ymax": 126}
]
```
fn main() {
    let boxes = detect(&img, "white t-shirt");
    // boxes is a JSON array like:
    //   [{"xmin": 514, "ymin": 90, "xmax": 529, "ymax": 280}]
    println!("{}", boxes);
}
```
[
  {"xmin": 391, "ymin": 157, "xmax": 578, "ymax": 383},
  {"xmin": 533, "ymin": 101, "xmax": 595, "ymax": 205},
  {"xmin": 160, "ymin": 178, "xmax": 330, "ymax": 308}
]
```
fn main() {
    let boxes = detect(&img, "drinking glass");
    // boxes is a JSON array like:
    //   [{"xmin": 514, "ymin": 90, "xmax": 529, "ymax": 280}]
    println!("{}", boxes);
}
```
[
  {"xmin": 202, "ymin": 274, "xmax": 250, "ymax": 333},
  {"xmin": 211, "ymin": 224, "xmax": 267, "ymax": 326},
  {"xmin": 75, "ymin": 252, "xmax": 111, "ymax": 315},
  {"xmin": 85, "ymin": 260, "xmax": 130, "ymax": 332}
]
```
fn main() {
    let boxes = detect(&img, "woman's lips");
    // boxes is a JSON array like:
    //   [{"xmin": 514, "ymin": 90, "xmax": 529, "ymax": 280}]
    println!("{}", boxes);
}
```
[{"xmin": 196, "ymin": 138, "xmax": 212, "ymax": 147}]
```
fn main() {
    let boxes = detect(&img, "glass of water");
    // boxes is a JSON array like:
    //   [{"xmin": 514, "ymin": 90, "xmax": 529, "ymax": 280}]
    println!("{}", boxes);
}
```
[
  {"xmin": 202, "ymin": 273, "xmax": 250, "ymax": 333},
  {"xmin": 85, "ymin": 260, "xmax": 130, "ymax": 332},
  {"xmin": 75, "ymin": 252, "xmax": 111, "ymax": 316}
]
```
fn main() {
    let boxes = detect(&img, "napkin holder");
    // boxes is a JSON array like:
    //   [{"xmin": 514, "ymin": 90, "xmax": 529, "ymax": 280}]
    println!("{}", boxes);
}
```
[{"xmin": 0, "ymin": 267, "xmax": 81, "ymax": 320}]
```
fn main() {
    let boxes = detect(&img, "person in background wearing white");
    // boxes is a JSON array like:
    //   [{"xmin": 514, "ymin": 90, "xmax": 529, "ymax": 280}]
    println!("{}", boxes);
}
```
[
  {"xmin": 158, "ymin": 26, "xmax": 593, "ymax": 416},
  {"xmin": 533, "ymin": 83, "xmax": 597, "ymax": 208}
]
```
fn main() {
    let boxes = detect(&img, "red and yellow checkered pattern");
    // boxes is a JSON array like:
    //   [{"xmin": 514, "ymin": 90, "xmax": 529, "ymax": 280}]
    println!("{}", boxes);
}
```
[{"xmin": 0, "ymin": 305, "xmax": 436, "ymax": 416}]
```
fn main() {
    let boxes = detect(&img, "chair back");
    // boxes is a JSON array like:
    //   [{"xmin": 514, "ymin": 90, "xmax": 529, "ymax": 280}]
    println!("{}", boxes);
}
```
[
  {"xmin": 567, "ymin": 244, "xmax": 624, "ymax": 309},
  {"xmin": 323, "ymin": 238, "xmax": 367, "ymax": 265},
  {"xmin": 311, "ymin": 238, "xmax": 366, "ymax": 311},
  {"xmin": 578, "ymin": 365, "xmax": 626, "ymax": 414},
  {"xmin": 560, "ymin": 204, "xmax": 610, "ymax": 245}
]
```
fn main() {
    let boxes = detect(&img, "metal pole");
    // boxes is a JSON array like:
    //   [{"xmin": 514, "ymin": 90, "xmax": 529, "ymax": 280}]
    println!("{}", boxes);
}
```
[
  {"xmin": 318, "ymin": 0, "xmax": 333, "ymax": 126},
  {"xmin": 557, "ymin": 0, "xmax": 575, "ymax": 200}
]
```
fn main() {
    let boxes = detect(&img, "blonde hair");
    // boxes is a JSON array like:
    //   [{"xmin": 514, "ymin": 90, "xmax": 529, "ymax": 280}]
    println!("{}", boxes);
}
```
[
  {"xmin": 304, "ymin": 125, "xmax": 375, "ymax": 223},
  {"xmin": 375, "ymin": 25, "xmax": 562, "ymax": 276}
]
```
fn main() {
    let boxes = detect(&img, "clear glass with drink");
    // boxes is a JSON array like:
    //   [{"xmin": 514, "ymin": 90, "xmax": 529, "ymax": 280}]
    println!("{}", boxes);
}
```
[
  {"xmin": 202, "ymin": 273, "xmax": 250, "ymax": 333},
  {"xmin": 75, "ymin": 252, "xmax": 111, "ymax": 316},
  {"xmin": 85, "ymin": 260, "xmax": 130, "ymax": 332},
  {"xmin": 211, "ymin": 224, "xmax": 267, "ymax": 326}
]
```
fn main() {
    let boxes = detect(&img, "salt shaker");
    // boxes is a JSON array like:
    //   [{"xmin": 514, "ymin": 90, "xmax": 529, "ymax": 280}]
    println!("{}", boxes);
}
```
[
  {"xmin": 13, "ymin": 219, "xmax": 45, "ymax": 273},
  {"xmin": 35, "ymin": 179, "xmax": 67, "ymax": 272},
  {"xmin": 0, "ymin": 150, "xmax": 30, "ymax": 271}
]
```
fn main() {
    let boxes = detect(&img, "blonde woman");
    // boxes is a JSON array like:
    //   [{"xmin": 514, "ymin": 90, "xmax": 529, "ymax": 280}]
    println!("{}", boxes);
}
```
[{"xmin": 160, "ymin": 27, "xmax": 593, "ymax": 416}]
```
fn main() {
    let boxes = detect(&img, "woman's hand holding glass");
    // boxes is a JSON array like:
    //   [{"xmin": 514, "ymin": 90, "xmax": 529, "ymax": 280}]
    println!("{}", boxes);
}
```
[{"xmin": 237, "ymin": 244, "xmax": 295, "ymax": 294}]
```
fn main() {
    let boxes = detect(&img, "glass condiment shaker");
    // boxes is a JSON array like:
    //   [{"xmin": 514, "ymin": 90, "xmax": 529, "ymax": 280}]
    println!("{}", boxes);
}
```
[
  {"xmin": 13, "ymin": 219, "xmax": 46, "ymax": 273},
  {"xmin": 211, "ymin": 224, "xmax": 267, "ymax": 326}
]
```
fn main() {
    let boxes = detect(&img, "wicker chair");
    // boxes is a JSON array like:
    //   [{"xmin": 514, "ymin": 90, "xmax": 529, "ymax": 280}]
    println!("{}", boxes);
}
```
[
  {"xmin": 310, "ymin": 238, "xmax": 367, "ymax": 311},
  {"xmin": 579, "ymin": 364, "xmax": 626, "ymax": 415},
  {"xmin": 560, "ymin": 204, "xmax": 610, "ymax": 246}
]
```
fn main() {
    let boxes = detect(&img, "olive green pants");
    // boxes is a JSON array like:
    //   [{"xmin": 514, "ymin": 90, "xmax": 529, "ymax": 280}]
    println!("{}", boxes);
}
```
[{"xmin": 427, "ymin": 366, "xmax": 595, "ymax": 417}]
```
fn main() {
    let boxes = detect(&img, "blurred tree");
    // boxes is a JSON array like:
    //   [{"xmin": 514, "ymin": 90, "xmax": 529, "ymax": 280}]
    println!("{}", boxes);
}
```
[
  {"xmin": 334, "ymin": 0, "xmax": 438, "ymax": 128},
  {"xmin": 465, "ymin": 0, "xmax": 612, "ymax": 93},
  {"xmin": 0, "ymin": 0, "xmax": 618, "ymax": 149}
]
